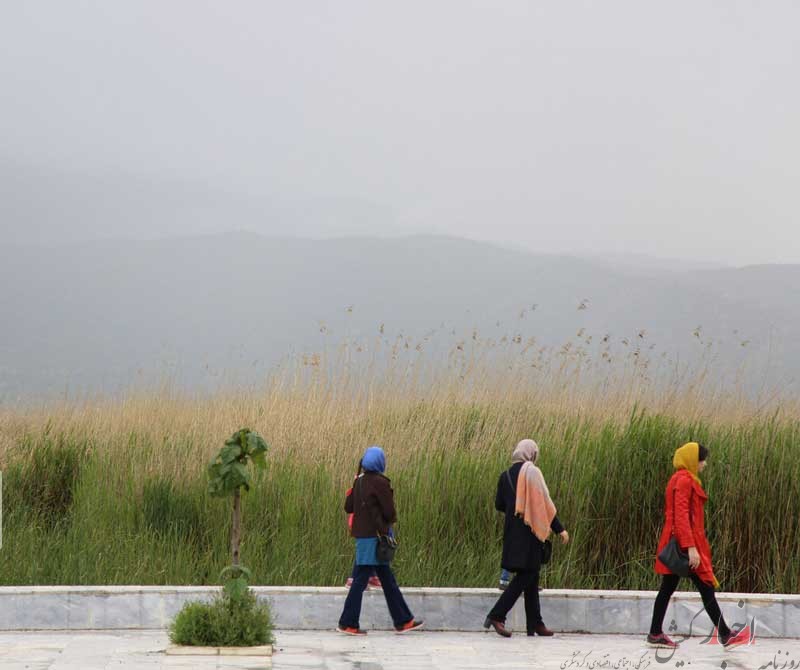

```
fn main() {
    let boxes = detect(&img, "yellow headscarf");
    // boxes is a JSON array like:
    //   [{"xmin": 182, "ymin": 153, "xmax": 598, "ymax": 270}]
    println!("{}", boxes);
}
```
[{"xmin": 673, "ymin": 442, "xmax": 702, "ymax": 484}]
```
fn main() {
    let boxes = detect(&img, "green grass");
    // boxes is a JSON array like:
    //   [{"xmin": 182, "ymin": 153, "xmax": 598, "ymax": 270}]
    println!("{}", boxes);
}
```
[{"xmin": 1, "ymin": 404, "xmax": 797, "ymax": 593}]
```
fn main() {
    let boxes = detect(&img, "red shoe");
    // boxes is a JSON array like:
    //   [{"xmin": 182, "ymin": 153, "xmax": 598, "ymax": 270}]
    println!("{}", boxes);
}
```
[
  {"xmin": 337, "ymin": 625, "xmax": 367, "ymax": 636},
  {"xmin": 646, "ymin": 633, "xmax": 678, "ymax": 648},
  {"xmin": 395, "ymin": 619, "xmax": 425, "ymax": 634},
  {"xmin": 722, "ymin": 627, "xmax": 752, "ymax": 649},
  {"xmin": 367, "ymin": 576, "xmax": 382, "ymax": 590}
]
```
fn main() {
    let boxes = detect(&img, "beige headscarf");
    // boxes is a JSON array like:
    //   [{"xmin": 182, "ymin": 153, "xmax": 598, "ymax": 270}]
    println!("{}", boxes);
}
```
[{"xmin": 511, "ymin": 439, "xmax": 557, "ymax": 542}]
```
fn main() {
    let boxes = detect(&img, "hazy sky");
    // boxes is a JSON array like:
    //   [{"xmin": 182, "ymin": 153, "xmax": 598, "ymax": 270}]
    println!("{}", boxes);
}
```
[{"xmin": 2, "ymin": 2, "xmax": 799, "ymax": 265}]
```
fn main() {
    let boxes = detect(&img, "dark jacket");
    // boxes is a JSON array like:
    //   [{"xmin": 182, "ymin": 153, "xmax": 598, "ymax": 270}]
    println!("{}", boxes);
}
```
[
  {"xmin": 495, "ymin": 462, "xmax": 564, "ymax": 572},
  {"xmin": 344, "ymin": 472, "xmax": 397, "ymax": 537}
]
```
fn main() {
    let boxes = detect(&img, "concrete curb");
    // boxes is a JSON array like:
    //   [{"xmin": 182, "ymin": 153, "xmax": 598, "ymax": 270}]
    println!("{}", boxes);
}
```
[
  {"xmin": 165, "ymin": 645, "xmax": 273, "ymax": 656},
  {"xmin": 0, "ymin": 586, "xmax": 797, "ymax": 638}
]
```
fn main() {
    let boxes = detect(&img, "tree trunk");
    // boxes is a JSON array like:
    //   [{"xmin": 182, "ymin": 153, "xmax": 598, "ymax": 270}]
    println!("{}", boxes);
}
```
[{"xmin": 231, "ymin": 488, "xmax": 241, "ymax": 567}]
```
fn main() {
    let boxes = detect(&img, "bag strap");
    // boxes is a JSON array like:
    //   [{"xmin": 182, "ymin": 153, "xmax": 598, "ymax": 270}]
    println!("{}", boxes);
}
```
[{"xmin": 505, "ymin": 468, "xmax": 516, "ymax": 494}]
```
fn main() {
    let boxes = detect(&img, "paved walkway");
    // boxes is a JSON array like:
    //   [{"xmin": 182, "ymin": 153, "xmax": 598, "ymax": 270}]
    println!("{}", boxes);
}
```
[{"xmin": 0, "ymin": 630, "xmax": 797, "ymax": 670}]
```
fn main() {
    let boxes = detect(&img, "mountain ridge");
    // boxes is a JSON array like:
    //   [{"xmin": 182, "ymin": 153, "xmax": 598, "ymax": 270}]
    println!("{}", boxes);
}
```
[{"xmin": 1, "ymin": 233, "xmax": 796, "ymax": 399}]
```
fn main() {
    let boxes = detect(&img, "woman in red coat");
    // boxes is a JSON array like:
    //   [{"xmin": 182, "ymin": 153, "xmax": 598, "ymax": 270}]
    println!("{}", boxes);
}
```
[{"xmin": 647, "ymin": 443, "xmax": 749, "ymax": 649}]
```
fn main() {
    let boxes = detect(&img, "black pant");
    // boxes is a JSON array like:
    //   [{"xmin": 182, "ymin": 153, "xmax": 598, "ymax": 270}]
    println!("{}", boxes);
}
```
[
  {"xmin": 649, "ymin": 573, "xmax": 730, "ymax": 637},
  {"xmin": 338, "ymin": 564, "xmax": 414, "ymax": 629},
  {"xmin": 488, "ymin": 569, "xmax": 542, "ymax": 632}
]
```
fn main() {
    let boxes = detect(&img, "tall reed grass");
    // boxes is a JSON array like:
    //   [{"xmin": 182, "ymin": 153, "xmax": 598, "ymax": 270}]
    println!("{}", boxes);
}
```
[{"xmin": 0, "ymin": 330, "xmax": 797, "ymax": 592}]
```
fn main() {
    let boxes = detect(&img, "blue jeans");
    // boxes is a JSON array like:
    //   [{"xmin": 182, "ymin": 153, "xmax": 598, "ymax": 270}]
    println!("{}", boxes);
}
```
[
  {"xmin": 351, "ymin": 561, "xmax": 377, "ymax": 579},
  {"xmin": 338, "ymin": 564, "xmax": 414, "ymax": 629}
]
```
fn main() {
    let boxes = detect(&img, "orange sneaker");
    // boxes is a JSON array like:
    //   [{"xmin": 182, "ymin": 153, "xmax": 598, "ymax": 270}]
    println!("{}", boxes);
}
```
[
  {"xmin": 367, "ymin": 576, "xmax": 382, "ymax": 590},
  {"xmin": 395, "ymin": 619, "xmax": 425, "ymax": 634},
  {"xmin": 337, "ymin": 625, "xmax": 367, "ymax": 636}
]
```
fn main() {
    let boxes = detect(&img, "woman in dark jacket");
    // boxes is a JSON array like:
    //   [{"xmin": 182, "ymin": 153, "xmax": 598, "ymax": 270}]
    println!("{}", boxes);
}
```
[
  {"xmin": 485, "ymin": 439, "xmax": 569, "ymax": 637},
  {"xmin": 337, "ymin": 445, "xmax": 424, "ymax": 636}
]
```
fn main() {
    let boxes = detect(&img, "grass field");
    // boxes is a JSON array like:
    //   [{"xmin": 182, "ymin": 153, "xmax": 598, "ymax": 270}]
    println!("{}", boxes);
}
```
[{"xmin": 1, "ymin": 343, "xmax": 798, "ymax": 593}]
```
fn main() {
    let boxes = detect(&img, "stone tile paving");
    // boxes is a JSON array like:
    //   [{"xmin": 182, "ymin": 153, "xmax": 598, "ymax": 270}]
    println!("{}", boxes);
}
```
[{"xmin": 0, "ymin": 630, "xmax": 797, "ymax": 670}]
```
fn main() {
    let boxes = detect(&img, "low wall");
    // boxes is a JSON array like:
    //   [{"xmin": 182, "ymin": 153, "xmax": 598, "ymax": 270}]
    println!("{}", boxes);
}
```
[{"xmin": 0, "ymin": 586, "xmax": 797, "ymax": 638}]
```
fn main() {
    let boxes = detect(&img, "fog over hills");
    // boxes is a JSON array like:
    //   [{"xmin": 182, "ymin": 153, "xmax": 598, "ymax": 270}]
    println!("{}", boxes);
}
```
[
  {"xmin": 1, "ymin": 233, "xmax": 797, "ymax": 400},
  {"xmin": 0, "ymin": 161, "xmax": 407, "ymax": 244}
]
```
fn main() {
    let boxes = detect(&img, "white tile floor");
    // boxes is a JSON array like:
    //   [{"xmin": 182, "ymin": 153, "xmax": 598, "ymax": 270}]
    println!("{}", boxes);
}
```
[{"xmin": 0, "ymin": 630, "xmax": 797, "ymax": 670}]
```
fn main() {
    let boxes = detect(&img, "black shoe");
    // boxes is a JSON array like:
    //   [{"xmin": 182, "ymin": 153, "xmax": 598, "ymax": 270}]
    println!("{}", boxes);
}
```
[{"xmin": 484, "ymin": 616, "xmax": 512, "ymax": 637}]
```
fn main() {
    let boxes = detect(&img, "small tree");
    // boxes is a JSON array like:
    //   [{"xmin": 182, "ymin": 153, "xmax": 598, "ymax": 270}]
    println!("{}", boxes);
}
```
[
  {"xmin": 171, "ymin": 428, "xmax": 273, "ymax": 648},
  {"xmin": 207, "ymin": 428, "xmax": 269, "ymax": 569}
]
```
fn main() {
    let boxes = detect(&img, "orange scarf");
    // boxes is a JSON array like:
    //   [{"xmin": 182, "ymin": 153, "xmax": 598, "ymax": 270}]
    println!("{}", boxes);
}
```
[{"xmin": 513, "ymin": 442, "xmax": 557, "ymax": 541}]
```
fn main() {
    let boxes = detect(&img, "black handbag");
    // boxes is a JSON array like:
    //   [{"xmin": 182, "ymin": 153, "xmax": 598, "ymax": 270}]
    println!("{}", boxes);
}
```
[
  {"xmin": 541, "ymin": 539, "xmax": 553, "ymax": 565},
  {"xmin": 657, "ymin": 487, "xmax": 691, "ymax": 577},
  {"xmin": 376, "ymin": 532, "xmax": 398, "ymax": 563},
  {"xmin": 506, "ymin": 469, "xmax": 554, "ymax": 565}
]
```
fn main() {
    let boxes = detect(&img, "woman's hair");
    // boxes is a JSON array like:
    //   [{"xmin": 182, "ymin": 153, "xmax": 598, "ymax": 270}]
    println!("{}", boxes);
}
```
[{"xmin": 698, "ymin": 443, "xmax": 708, "ymax": 462}]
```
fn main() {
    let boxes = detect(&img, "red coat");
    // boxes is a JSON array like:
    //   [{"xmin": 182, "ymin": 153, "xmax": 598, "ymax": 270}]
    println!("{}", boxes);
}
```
[{"xmin": 655, "ymin": 469, "xmax": 718, "ymax": 587}]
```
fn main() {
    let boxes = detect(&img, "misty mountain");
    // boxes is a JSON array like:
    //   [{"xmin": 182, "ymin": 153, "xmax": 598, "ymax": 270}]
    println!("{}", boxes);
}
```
[
  {"xmin": 0, "ymin": 160, "xmax": 404, "ymax": 245},
  {"xmin": 1, "ymin": 233, "xmax": 797, "ymax": 400}
]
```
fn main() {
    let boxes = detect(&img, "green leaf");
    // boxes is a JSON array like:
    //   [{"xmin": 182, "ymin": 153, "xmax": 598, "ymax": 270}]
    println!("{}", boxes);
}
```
[
  {"xmin": 246, "ymin": 431, "xmax": 268, "ymax": 457},
  {"xmin": 231, "ymin": 462, "xmax": 249, "ymax": 482},
  {"xmin": 212, "ymin": 462, "xmax": 249, "ymax": 495},
  {"xmin": 219, "ymin": 443, "xmax": 242, "ymax": 464},
  {"xmin": 226, "ymin": 429, "xmax": 247, "ymax": 445}
]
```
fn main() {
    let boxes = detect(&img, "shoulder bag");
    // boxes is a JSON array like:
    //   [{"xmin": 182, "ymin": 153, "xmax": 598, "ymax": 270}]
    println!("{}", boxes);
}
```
[{"xmin": 657, "ymin": 485, "xmax": 692, "ymax": 577}]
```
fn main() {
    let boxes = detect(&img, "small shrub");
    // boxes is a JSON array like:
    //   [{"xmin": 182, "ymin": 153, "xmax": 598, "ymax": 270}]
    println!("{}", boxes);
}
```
[
  {"xmin": 169, "ymin": 582, "xmax": 274, "ymax": 647},
  {"xmin": 167, "ymin": 601, "xmax": 214, "ymax": 646}
]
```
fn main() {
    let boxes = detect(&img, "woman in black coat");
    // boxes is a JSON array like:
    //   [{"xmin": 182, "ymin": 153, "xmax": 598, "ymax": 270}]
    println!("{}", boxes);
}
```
[{"xmin": 485, "ymin": 439, "xmax": 569, "ymax": 637}]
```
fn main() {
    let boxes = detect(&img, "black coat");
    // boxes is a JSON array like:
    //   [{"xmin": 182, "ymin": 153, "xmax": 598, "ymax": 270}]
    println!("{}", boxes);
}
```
[{"xmin": 495, "ymin": 462, "xmax": 564, "ymax": 572}]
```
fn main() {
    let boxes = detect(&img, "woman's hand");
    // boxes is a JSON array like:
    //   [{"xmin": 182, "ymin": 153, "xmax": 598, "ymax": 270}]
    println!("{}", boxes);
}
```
[
  {"xmin": 559, "ymin": 530, "xmax": 569, "ymax": 544},
  {"xmin": 688, "ymin": 547, "xmax": 701, "ymax": 569}
]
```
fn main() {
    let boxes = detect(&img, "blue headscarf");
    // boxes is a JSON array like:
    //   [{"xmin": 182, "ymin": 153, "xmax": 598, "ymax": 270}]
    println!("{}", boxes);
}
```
[{"xmin": 361, "ymin": 445, "xmax": 386, "ymax": 473}]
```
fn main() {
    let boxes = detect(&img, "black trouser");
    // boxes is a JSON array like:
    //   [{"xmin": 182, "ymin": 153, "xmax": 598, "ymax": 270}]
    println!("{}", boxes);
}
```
[
  {"xmin": 488, "ymin": 569, "xmax": 542, "ymax": 632},
  {"xmin": 338, "ymin": 564, "xmax": 414, "ymax": 629},
  {"xmin": 649, "ymin": 573, "xmax": 730, "ymax": 637}
]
